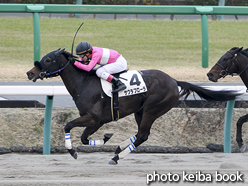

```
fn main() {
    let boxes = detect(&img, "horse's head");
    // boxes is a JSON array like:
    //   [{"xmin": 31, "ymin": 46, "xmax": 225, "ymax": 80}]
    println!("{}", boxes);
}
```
[
  {"xmin": 207, "ymin": 47, "xmax": 243, "ymax": 82},
  {"xmin": 27, "ymin": 48, "xmax": 71, "ymax": 82}
]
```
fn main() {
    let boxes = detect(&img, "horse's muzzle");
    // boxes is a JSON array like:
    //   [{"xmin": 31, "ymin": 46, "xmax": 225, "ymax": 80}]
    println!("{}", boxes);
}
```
[
  {"xmin": 26, "ymin": 70, "xmax": 39, "ymax": 82},
  {"xmin": 207, "ymin": 72, "xmax": 218, "ymax": 82}
]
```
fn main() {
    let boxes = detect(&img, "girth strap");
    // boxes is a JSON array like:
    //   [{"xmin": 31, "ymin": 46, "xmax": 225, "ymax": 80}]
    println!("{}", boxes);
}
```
[
  {"xmin": 111, "ymin": 73, "xmax": 123, "ymax": 121},
  {"xmin": 111, "ymin": 91, "xmax": 119, "ymax": 121}
]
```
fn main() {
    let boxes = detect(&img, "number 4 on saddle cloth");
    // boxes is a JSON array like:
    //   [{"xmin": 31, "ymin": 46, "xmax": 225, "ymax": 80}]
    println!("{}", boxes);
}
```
[{"xmin": 101, "ymin": 70, "xmax": 147, "ymax": 121}]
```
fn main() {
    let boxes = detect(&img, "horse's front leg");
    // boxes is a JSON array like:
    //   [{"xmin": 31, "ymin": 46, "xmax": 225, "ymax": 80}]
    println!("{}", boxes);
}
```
[
  {"xmin": 236, "ymin": 114, "xmax": 248, "ymax": 152},
  {"xmin": 81, "ymin": 125, "xmax": 113, "ymax": 146},
  {"xmin": 64, "ymin": 113, "xmax": 113, "ymax": 159},
  {"xmin": 64, "ymin": 113, "xmax": 97, "ymax": 159}
]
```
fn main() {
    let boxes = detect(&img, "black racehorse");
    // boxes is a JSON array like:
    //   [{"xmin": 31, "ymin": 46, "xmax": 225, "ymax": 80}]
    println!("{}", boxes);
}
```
[
  {"xmin": 207, "ymin": 47, "xmax": 248, "ymax": 152},
  {"xmin": 27, "ymin": 48, "xmax": 239, "ymax": 164}
]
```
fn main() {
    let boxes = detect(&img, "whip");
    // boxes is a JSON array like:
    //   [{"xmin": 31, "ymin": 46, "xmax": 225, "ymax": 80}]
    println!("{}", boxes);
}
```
[{"xmin": 71, "ymin": 22, "xmax": 84, "ymax": 56}]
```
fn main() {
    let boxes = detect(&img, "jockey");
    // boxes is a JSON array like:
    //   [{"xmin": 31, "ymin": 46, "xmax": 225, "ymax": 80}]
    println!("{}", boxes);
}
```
[{"xmin": 74, "ymin": 42, "xmax": 127, "ymax": 93}]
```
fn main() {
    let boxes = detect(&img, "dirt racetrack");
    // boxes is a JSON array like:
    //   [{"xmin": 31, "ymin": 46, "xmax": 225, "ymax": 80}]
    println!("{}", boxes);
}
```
[
  {"xmin": 0, "ymin": 152, "xmax": 247, "ymax": 186},
  {"xmin": 1, "ymin": 66, "xmax": 248, "ymax": 186}
]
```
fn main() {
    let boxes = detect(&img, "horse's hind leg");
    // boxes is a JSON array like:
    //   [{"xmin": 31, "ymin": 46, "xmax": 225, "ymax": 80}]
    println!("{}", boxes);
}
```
[
  {"xmin": 112, "ymin": 111, "xmax": 142, "ymax": 155},
  {"xmin": 112, "ymin": 135, "xmax": 137, "ymax": 155},
  {"xmin": 109, "ymin": 113, "xmax": 155, "ymax": 165},
  {"xmin": 236, "ymin": 114, "xmax": 248, "ymax": 152},
  {"xmin": 109, "ymin": 80, "xmax": 179, "ymax": 165}
]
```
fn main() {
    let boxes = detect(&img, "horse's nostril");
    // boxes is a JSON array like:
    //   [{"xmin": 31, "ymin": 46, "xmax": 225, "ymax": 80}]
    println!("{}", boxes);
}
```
[
  {"xmin": 27, "ymin": 71, "xmax": 32, "ymax": 75},
  {"xmin": 26, "ymin": 71, "xmax": 34, "ymax": 78},
  {"xmin": 207, "ymin": 73, "xmax": 212, "ymax": 78}
]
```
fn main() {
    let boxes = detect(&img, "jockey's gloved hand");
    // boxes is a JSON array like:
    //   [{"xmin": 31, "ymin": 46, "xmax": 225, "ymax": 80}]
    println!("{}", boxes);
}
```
[{"xmin": 69, "ymin": 57, "xmax": 76, "ymax": 65}]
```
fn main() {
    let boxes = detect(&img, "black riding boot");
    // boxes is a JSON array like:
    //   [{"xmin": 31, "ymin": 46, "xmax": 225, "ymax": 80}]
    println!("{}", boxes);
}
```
[{"xmin": 111, "ymin": 77, "xmax": 127, "ymax": 93}]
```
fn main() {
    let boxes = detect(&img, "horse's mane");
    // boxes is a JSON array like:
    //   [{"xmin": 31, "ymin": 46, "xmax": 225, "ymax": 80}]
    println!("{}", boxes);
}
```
[
  {"xmin": 61, "ymin": 50, "xmax": 96, "ymax": 76},
  {"xmin": 62, "ymin": 50, "xmax": 78, "ymax": 60},
  {"xmin": 230, "ymin": 47, "xmax": 239, "ymax": 51},
  {"xmin": 241, "ymin": 48, "xmax": 248, "ymax": 58},
  {"xmin": 229, "ymin": 47, "xmax": 248, "ymax": 58}
]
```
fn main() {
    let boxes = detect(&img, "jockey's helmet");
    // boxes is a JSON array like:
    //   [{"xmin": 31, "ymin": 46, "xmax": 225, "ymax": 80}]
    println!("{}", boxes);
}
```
[{"xmin": 76, "ymin": 42, "xmax": 92, "ymax": 55}]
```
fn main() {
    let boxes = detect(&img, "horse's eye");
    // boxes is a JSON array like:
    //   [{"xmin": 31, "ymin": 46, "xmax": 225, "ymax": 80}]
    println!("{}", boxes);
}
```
[
  {"xmin": 223, "ymin": 58, "xmax": 228, "ymax": 61},
  {"xmin": 45, "ymin": 58, "xmax": 51, "ymax": 63}
]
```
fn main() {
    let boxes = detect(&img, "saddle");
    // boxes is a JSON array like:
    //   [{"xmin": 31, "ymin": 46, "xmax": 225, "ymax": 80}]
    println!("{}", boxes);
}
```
[
  {"xmin": 90, "ymin": 69, "xmax": 129, "ymax": 121},
  {"xmin": 92, "ymin": 69, "xmax": 147, "ymax": 121}
]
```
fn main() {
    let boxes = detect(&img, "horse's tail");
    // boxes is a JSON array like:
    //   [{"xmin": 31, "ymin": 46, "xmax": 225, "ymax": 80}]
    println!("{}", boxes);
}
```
[{"xmin": 176, "ymin": 81, "xmax": 240, "ymax": 101}]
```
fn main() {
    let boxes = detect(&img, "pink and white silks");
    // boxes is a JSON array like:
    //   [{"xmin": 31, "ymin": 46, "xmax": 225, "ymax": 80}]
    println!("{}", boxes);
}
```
[{"xmin": 74, "ymin": 46, "xmax": 127, "ymax": 82}]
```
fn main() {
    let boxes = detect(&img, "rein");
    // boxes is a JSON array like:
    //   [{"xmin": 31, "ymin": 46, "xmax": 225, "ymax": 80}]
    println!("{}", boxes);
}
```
[
  {"xmin": 38, "ymin": 52, "xmax": 73, "ymax": 79},
  {"xmin": 45, "ymin": 59, "xmax": 71, "ymax": 77},
  {"xmin": 38, "ymin": 52, "xmax": 90, "ymax": 101}
]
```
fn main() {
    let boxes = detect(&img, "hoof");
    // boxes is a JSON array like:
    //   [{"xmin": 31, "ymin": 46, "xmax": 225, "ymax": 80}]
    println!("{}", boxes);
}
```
[
  {"xmin": 68, "ymin": 149, "xmax": 78, "ymax": 159},
  {"xmin": 103, "ymin": 133, "xmax": 114, "ymax": 144},
  {"xmin": 240, "ymin": 145, "xmax": 248, "ymax": 153},
  {"xmin": 108, "ymin": 155, "xmax": 119, "ymax": 165},
  {"xmin": 72, "ymin": 151, "xmax": 78, "ymax": 159},
  {"xmin": 108, "ymin": 159, "xmax": 118, "ymax": 165}
]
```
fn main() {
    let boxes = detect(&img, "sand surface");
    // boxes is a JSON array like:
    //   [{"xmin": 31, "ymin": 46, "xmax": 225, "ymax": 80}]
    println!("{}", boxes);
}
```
[
  {"xmin": 1, "ymin": 63, "xmax": 247, "ymax": 186},
  {"xmin": 0, "ymin": 152, "xmax": 247, "ymax": 186}
]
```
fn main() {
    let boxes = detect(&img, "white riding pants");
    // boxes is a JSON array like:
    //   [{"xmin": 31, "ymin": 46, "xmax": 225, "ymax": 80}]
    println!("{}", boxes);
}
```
[{"xmin": 96, "ymin": 55, "xmax": 127, "ymax": 81}]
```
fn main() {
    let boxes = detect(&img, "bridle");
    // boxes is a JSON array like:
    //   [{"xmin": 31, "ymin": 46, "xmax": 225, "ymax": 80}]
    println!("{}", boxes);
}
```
[
  {"xmin": 37, "ymin": 49, "xmax": 89, "ymax": 101},
  {"xmin": 41, "ymin": 60, "xmax": 71, "ymax": 79},
  {"xmin": 37, "ymin": 49, "xmax": 72, "ymax": 80},
  {"xmin": 215, "ymin": 51, "xmax": 248, "ymax": 78}
]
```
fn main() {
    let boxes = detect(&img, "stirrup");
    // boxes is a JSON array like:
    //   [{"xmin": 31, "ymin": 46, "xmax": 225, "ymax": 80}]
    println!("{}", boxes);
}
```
[{"xmin": 112, "ymin": 84, "xmax": 126, "ymax": 93}]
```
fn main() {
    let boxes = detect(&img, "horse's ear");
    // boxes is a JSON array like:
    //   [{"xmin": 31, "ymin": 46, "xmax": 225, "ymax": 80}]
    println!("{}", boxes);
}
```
[
  {"xmin": 55, "ymin": 48, "xmax": 65, "ymax": 57},
  {"xmin": 233, "ymin": 47, "xmax": 243, "ymax": 54},
  {"xmin": 238, "ymin": 47, "xmax": 243, "ymax": 52},
  {"xmin": 55, "ymin": 48, "xmax": 61, "ymax": 52}
]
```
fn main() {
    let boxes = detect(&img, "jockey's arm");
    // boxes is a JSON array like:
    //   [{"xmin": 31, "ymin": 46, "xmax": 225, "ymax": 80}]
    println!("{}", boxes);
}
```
[{"xmin": 74, "ymin": 59, "xmax": 97, "ymax": 72}]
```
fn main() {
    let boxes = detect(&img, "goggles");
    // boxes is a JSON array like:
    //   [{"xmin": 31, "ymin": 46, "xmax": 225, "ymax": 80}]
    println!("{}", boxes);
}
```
[{"xmin": 78, "ymin": 53, "xmax": 86, "ymax": 57}]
